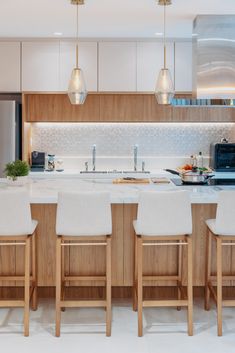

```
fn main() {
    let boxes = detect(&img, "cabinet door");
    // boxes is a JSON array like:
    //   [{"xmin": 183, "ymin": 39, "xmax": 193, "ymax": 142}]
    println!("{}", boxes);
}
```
[
  {"xmin": 59, "ymin": 42, "xmax": 97, "ymax": 92},
  {"xmin": 22, "ymin": 42, "xmax": 59, "ymax": 91},
  {"xmin": 0, "ymin": 42, "xmax": 21, "ymax": 92},
  {"xmin": 137, "ymin": 42, "xmax": 174, "ymax": 92},
  {"xmin": 175, "ymin": 42, "xmax": 192, "ymax": 92},
  {"xmin": 98, "ymin": 42, "xmax": 137, "ymax": 92}
]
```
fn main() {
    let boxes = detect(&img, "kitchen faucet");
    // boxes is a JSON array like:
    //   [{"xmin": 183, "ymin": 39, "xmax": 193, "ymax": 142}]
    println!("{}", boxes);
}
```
[
  {"xmin": 134, "ymin": 144, "xmax": 138, "ymax": 172},
  {"xmin": 92, "ymin": 144, "xmax": 96, "ymax": 171}
]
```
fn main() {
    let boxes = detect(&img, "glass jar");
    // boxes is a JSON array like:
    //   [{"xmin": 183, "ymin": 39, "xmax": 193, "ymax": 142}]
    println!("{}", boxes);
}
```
[{"xmin": 47, "ymin": 154, "xmax": 55, "ymax": 171}]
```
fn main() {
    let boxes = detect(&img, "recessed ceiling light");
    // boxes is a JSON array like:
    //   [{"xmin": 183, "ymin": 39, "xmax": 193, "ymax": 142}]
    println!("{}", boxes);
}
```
[
  {"xmin": 54, "ymin": 32, "xmax": 63, "ymax": 36},
  {"xmin": 155, "ymin": 32, "xmax": 163, "ymax": 36},
  {"xmin": 192, "ymin": 33, "xmax": 198, "ymax": 37}
]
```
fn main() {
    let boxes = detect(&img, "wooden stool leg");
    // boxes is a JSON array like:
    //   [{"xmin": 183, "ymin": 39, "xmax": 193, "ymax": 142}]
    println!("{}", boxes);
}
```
[
  {"xmin": 55, "ymin": 237, "xmax": 62, "ymax": 337},
  {"xmin": 106, "ymin": 236, "xmax": 112, "ymax": 337},
  {"xmin": 61, "ymin": 243, "xmax": 65, "ymax": 312},
  {"xmin": 177, "ymin": 240, "xmax": 183, "ymax": 311},
  {"xmin": 137, "ymin": 236, "xmax": 143, "ymax": 337},
  {"xmin": 133, "ymin": 232, "xmax": 137, "ymax": 312},
  {"xmin": 187, "ymin": 236, "xmax": 193, "ymax": 336},
  {"xmin": 216, "ymin": 237, "xmax": 223, "ymax": 336},
  {"xmin": 205, "ymin": 229, "xmax": 212, "ymax": 311},
  {"xmin": 31, "ymin": 231, "xmax": 38, "ymax": 311},
  {"xmin": 24, "ymin": 237, "xmax": 30, "ymax": 337}
]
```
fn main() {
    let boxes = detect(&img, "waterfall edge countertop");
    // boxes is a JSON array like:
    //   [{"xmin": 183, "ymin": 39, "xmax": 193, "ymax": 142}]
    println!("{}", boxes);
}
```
[{"xmin": 1, "ymin": 170, "xmax": 235, "ymax": 204}]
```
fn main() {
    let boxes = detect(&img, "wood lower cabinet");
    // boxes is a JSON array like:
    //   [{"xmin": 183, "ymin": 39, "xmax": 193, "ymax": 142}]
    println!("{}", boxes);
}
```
[{"xmin": 1, "ymin": 202, "xmax": 233, "ymax": 289}]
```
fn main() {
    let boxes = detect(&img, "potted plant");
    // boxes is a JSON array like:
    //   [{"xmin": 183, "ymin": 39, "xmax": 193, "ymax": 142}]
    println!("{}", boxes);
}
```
[{"xmin": 4, "ymin": 160, "xmax": 30, "ymax": 185}]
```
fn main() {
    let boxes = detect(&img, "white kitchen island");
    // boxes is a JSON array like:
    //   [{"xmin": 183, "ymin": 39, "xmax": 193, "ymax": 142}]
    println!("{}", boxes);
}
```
[{"xmin": 0, "ymin": 171, "xmax": 235, "ymax": 296}]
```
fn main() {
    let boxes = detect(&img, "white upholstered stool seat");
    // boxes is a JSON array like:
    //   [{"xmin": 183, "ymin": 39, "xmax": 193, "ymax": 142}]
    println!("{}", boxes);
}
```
[
  {"xmin": 206, "ymin": 219, "xmax": 235, "ymax": 237},
  {"xmin": 133, "ymin": 190, "xmax": 193, "ymax": 337},
  {"xmin": 133, "ymin": 190, "xmax": 192, "ymax": 236},
  {"xmin": 205, "ymin": 190, "xmax": 235, "ymax": 336},
  {"xmin": 56, "ymin": 191, "xmax": 112, "ymax": 237},
  {"xmin": 0, "ymin": 219, "xmax": 38, "ymax": 237},
  {"xmin": 0, "ymin": 189, "xmax": 38, "ymax": 336},
  {"xmin": 55, "ymin": 191, "xmax": 112, "ymax": 337}
]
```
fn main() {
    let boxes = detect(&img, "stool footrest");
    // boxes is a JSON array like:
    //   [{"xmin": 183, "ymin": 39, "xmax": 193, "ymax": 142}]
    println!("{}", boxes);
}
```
[
  {"xmin": 64, "ymin": 276, "xmax": 106, "ymax": 282},
  {"xmin": 60, "ymin": 300, "xmax": 106, "ymax": 308},
  {"xmin": 143, "ymin": 275, "xmax": 179, "ymax": 281},
  {"xmin": 209, "ymin": 275, "xmax": 235, "ymax": 281},
  {"xmin": 0, "ymin": 275, "xmax": 34, "ymax": 281},
  {"xmin": 222, "ymin": 300, "xmax": 235, "ymax": 307},
  {"xmin": 143, "ymin": 300, "xmax": 188, "ymax": 307},
  {"xmin": 0, "ymin": 300, "xmax": 25, "ymax": 308}
]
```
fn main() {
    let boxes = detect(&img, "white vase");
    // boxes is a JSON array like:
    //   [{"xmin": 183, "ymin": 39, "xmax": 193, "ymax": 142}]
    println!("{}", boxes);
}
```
[{"xmin": 7, "ymin": 175, "xmax": 29, "ymax": 186}]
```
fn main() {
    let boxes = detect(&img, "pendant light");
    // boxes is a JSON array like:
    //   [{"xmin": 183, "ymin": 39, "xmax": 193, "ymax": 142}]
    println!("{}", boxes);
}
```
[
  {"xmin": 155, "ymin": 0, "xmax": 175, "ymax": 105},
  {"xmin": 68, "ymin": 0, "xmax": 87, "ymax": 105}
]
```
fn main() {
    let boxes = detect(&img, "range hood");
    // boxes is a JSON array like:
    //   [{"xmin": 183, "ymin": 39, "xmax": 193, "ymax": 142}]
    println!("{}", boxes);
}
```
[
  {"xmin": 173, "ymin": 15, "xmax": 235, "ymax": 107},
  {"xmin": 193, "ymin": 15, "xmax": 235, "ymax": 100}
]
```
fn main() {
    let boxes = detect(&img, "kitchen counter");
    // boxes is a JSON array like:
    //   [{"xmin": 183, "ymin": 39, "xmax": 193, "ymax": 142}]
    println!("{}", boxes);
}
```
[{"xmin": 1, "ymin": 170, "xmax": 235, "ymax": 204}]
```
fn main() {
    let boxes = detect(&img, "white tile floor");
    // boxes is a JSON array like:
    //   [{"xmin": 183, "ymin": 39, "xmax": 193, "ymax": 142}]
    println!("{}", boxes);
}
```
[{"xmin": 0, "ymin": 299, "xmax": 235, "ymax": 353}]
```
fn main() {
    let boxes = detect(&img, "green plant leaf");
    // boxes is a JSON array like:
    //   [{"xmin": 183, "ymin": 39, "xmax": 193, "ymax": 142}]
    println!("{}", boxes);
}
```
[{"xmin": 4, "ymin": 160, "xmax": 30, "ymax": 179}]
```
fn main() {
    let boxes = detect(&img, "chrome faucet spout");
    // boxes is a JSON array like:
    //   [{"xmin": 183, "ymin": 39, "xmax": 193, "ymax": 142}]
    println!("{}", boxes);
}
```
[
  {"xmin": 134, "ymin": 144, "xmax": 138, "ymax": 172},
  {"xmin": 92, "ymin": 144, "xmax": 96, "ymax": 171}
]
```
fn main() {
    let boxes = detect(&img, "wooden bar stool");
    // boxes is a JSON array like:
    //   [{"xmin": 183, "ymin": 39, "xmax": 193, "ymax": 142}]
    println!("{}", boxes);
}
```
[
  {"xmin": 133, "ymin": 190, "xmax": 193, "ymax": 336},
  {"xmin": 0, "ymin": 189, "xmax": 38, "ymax": 336},
  {"xmin": 205, "ymin": 190, "xmax": 235, "ymax": 336},
  {"xmin": 55, "ymin": 191, "xmax": 112, "ymax": 337}
]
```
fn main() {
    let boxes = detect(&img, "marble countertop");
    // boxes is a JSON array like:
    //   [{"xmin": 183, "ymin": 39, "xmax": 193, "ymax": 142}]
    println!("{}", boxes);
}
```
[{"xmin": 1, "ymin": 170, "xmax": 235, "ymax": 204}]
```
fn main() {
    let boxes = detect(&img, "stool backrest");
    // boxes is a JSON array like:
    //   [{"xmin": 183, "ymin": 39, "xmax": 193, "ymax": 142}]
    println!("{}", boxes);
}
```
[
  {"xmin": 136, "ymin": 190, "xmax": 192, "ymax": 236},
  {"xmin": 56, "ymin": 191, "xmax": 112, "ymax": 236},
  {"xmin": 0, "ymin": 189, "xmax": 32, "ymax": 236},
  {"xmin": 216, "ymin": 190, "xmax": 235, "ymax": 234}
]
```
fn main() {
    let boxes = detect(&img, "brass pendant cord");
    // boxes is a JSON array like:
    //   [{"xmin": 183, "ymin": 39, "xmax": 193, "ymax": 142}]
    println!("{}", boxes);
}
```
[
  {"xmin": 76, "ymin": 3, "xmax": 79, "ymax": 68},
  {"xmin": 163, "ymin": 3, "xmax": 166, "ymax": 69}
]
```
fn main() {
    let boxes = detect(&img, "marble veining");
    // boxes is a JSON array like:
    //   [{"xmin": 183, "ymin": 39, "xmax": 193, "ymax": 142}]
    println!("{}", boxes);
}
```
[{"xmin": 0, "ymin": 173, "xmax": 231, "ymax": 204}]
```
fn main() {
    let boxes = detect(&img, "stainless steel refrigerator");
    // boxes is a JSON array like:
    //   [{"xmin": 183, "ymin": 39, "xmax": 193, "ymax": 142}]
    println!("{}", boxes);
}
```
[{"xmin": 0, "ymin": 100, "xmax": 22, "ymax": 178}]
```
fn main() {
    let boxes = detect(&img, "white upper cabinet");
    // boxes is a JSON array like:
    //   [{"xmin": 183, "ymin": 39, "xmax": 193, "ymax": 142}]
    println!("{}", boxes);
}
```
[
  {"xmin": 137, "ymin": 42, "xmax": 175, "ymax": 92},
  {"xmin": 22, "ymin": 41, "xmax": 60, "ymax": 91},
  {"xmin": 19, "ymin": 40, "xmax": 192, "ymax": 93},
  {"xmin": 59, "ymin": 42, "xmax": 97, "ymax": 92},
  {"xmin": 0, "ymin": 42, "xmax": 21, "ymax": 92},
  {"xmin": 98, "ymin": 42, "xmax": 137, "ymax": 92},
  {"xmin": 175, "ymin": 42, "xmax": 192, "ymax": 92}
]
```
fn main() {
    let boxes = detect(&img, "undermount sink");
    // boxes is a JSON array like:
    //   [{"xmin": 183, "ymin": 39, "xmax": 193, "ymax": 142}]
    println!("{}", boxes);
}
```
[{"xmin": 80, "ymin": 170, "xmax": 150, "ymax": 174}]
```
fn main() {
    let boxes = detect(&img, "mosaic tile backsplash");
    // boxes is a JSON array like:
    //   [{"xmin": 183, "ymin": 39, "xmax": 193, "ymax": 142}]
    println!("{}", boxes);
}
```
[{"xmin": 31, "ymin": 123, "xmax": 235, "ymax": 158}]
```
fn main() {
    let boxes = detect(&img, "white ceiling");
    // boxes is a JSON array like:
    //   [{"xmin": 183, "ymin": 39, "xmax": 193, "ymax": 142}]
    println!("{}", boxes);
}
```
[{"xmin": 0, "ymin": 0, "xmax": 235, "ymax": 39}]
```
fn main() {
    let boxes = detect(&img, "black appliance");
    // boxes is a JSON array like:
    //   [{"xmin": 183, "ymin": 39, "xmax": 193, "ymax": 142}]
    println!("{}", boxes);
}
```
[
  {"xmin": 31, "ymin": 151, "xmax": 45, "ymax": 171},
  {"xmin": 171, "ymin": 178, "xmax": 235, "ymax": 186},
  {"xmin": 210, "ymin": 142, "xmax": 235, "ymax": 172}
]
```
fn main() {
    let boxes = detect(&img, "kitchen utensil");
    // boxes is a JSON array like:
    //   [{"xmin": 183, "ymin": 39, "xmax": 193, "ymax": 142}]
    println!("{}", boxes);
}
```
[
  {"xmin": 165, "ymin": 168, "xmax": 214, "ymax": 185},
  {"xmin": 113, "ymin": 177, "xmax": 150, "ymax": 184}
]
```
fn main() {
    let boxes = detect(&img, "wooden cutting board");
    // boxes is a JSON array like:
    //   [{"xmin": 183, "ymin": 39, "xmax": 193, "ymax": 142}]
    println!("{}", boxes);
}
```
[{"xmin": 113, "ymin": 178, "xmax": 150, "ymax": 184}]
